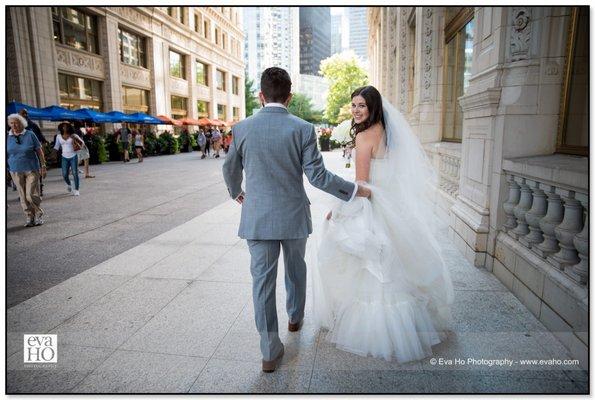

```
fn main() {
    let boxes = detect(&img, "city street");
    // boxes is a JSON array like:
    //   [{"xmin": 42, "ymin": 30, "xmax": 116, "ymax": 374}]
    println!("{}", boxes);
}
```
[
  {"xmin": 6, "ymin": 152, "xmax": 229, "ymax": 308},
  {"xmin": 6, "ymin": 151, "xmax": 587, "ymax": 394}
]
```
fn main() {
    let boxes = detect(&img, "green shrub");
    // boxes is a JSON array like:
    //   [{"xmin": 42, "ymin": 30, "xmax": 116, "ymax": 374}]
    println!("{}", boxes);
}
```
[
  {"xmin": 178, "ymin": 131, "xmax": 196, "ymax": 153},
  {"xmin": 86, "ymin": 133, "xmax": 108, "ymax": 164},
  {"xmin": 143, "ymin": 131, "xmax": 159, "ymax": 156},
  {"xmin": 42, "ymin": 142, "xmax": 58, "ymax": 168},
  {"xmin": 105, "ymin": 132, "xmax": 123, "ymax": 161},
  {"xmin": 192, "ymin": 133, "xmax": 201, "ymax": 151},
  {"xmin": 158, "ymin": 131, "xmax": 179, "ymax": 155}
]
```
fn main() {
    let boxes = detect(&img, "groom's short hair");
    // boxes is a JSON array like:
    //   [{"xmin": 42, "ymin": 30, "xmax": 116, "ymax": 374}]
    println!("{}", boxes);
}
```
[{"xmin": 260, "ymin": 67, "xmax": 291, "ymax": 103}]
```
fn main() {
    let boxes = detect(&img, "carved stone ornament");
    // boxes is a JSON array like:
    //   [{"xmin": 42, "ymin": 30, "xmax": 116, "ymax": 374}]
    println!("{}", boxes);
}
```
[
  {"xmin": 510, "ymin": 8, "xmax": 532, "ymax": 61},
  {"xmin": 55, "ymin": 46, "xmax": 105, "ymax": 79},
  {"xmin": 422, "ymin": 7, "xmax": 433, "ymax": 101}
]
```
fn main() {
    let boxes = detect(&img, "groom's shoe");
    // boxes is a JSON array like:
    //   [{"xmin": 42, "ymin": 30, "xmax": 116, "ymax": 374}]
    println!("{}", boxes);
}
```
[
  {"xmin": 262, "ymin": 345, "xmax": 284, "ymax": 373},
  {"xmin": 288, "ymin": 320, "xmax": 303, "ymax": 332}
]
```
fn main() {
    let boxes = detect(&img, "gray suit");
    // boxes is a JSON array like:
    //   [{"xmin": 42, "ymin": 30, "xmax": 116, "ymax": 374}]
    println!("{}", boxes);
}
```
[{"xmin": 222, "ymin": 106, "xmax": 356, "ymax": 361}]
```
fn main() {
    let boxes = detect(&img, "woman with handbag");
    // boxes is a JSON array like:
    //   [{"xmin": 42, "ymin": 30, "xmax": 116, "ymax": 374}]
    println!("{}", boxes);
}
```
[
  {"xmin": 74, "ymin": 122, "xmax": 95, "ymax": 178},
  {"xmin": 54, "ymin": 122, "xmax": 83, "ymax": 196}
]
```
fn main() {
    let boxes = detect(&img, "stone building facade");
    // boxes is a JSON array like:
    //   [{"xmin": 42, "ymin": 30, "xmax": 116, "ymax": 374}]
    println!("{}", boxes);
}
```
[
  {"xmin": 7, "ymin": 6, "xmax": 245, "ymax": 135},
  {"xmin": 368, "ymin": 7, "xmax": 588, "ymax": 364}
]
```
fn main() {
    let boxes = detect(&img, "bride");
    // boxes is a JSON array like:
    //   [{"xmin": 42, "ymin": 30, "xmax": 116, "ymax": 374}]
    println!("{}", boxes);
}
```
[{"xmin": 312, "ymin": 85, "xmax": 454, "ymax": 363}]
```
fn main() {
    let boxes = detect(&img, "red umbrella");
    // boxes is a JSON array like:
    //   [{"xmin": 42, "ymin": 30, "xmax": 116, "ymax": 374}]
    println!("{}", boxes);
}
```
[
  {"xmin": 226, "ymin": 120, "xmax": 240, "ymax": 127},
  {"xmin": 198, "ymin": 117, "xmax": 214, "ymax": 126},
  {"xmin": 178, "ymin": 117, "xmax": 202, "ymax": 126},
  {"xmin": 157, "ymin": 115, "xmax": 183, "ymax": 126},
  {"xmin": 210, "ymin": 119, "xmax": 226, "ymax": 127}
]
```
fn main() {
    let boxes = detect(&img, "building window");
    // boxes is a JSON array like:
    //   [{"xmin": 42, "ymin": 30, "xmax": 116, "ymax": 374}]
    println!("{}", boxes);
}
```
[
  {"xmin": 52, "ymin": 7, "xmax": 98, "ymax": 54},
  {"xmin": 167, "ymin": 7, "xmax": 184, "ymax": 24},
  {"xmin": 169, "ymin": 50, "xmax": 186, "ymax": 79},
  {"xmin": 122, "ymin": 86, "xmax": 150, "ymax": 113},
  {"xmin": 197, "ymin": 100, "xmax": 209, "ymax": 118},
  {"xmin": 216, "ymin": 69, "xmax": 226, "ymax": 91},
  {"xmin": 196, "ymin": 60, "xmax": 209, "ymax": 86},
  {"xmin": 233, "ymin": 107, "xmax": 240, "ymax": 121},
  {"xmin": 441, "ymin": 7, "xmax": 474, "ymax": 142},
  {"xmin": 171, "ymin": 95, "xmax": 188, "ymax": 119},
  {"xmin": 194, "ymin": 13, "xmax": 202, "ymax": 34},
  {"xmin": 222, "ymin": 33, "xmax": 227, "ymax": 50},
  {"xmin": 215, "ymin": 26, "xmax": 221, "ymax": 46},
  {"xmin": 557, "ymin": 7, "xmax": 588, "ymax": 156},
  {"xmin": 203, "ymin": 19, "xmax": 210, "ymax": 40},
  {"xmin": 217, "ymin": 104, "xmax": 227, "ymax": 120},
  {"xmin": 118, "ymin": 28, "xmax": 146, "ymax": 68},
  {"xmin": 232, "ymin": 76, "xmax": 240, "ymax": 95},
  {"xmin": 58, "ymin": 73, "xmax": 103, "ymax": 110}
]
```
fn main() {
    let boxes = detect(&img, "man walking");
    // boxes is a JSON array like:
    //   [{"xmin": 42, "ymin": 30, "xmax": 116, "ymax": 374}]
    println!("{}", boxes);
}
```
[{"xmin": 222, "ymin": 67, "xmax": 371, "ymax": 373}]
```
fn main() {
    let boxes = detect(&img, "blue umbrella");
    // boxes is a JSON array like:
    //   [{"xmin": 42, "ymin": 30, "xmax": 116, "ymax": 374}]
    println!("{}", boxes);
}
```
[
  {"xmin": 105, "ymin": 111, "xmax": 137, "ymax": 123},
  {"xmin": 72, "ymin": 108, "xmax": 113, "ymax": 123},
  {"xmin": 128, "ymin": 112, "xmax": 163, "ymax": 125},
  {"xmin": 6, "ymin": 102, "xmax": 46, "ymax": 119},
  {"xmin": 39, "ymin": 105, "xmax": 80, "ymax": 121}
]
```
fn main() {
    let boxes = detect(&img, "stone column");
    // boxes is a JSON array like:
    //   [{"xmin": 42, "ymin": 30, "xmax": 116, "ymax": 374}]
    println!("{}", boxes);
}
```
[
  {"xmin": 502, "ymin": 175, "xmax": 521, "ymax": 232},
  {"xmin": 566, "ymin": 196, "xmax": 588, "ymax": 284},
  {"xmin": 547, "ymin": 191, "xmax": 583, "ymax": 270},
  {"xmin": 101, "ymin": 15, "xmax": 123, "ymax": 112},
  {"xmin": 533, "ymin": 187, "xmax": 563, "ymax": 258},
  {"xmin": 510, "ymin": 178, "xmax": 532, "ymax": 239},
  {"xmin": 209, "ymin": 63, "xmax": 217, "ymax": 119},
  {"xmin": 520, "ymin": 180, "xmax": 547, "ymax": 247}
]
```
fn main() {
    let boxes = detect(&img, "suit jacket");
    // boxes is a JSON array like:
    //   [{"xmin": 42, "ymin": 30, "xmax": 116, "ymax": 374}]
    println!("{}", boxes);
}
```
[{"xmin": 222, "ymin": 106, "xmax": 356, "ymax": 240}]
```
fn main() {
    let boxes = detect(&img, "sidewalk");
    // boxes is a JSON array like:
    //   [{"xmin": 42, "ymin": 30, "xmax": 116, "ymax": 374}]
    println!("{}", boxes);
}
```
[{"xmin": 6, "ymin": 152, "xmax": 587, "ymax": 393}]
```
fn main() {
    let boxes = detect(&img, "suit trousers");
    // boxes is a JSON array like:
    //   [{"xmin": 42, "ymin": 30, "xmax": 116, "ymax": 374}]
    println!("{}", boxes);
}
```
[{"xmin": 247, "ymin": 238, "xmax": 308, "ymax": 361}]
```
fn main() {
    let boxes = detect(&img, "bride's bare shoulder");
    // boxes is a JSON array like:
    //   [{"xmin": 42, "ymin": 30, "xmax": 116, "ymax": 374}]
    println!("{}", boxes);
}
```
[{"xmin": 356, "ymin": 123, "xmax": 384, "ymax": 145}]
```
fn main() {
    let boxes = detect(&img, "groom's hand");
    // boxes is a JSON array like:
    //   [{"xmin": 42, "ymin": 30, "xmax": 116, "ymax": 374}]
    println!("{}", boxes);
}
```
[
  {"xmin": 326, "ymin": 211, "xmax": 332, "ymax": 220},
  {"xmin": 235, "ymin": 191, "xmax": 245, "ymax": 204},
  {"xmin": 355, "ymin": 185, "xmax": 371, "ymax": 199}
]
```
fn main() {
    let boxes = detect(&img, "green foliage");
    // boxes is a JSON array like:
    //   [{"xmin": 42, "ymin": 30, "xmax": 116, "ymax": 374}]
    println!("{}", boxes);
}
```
[
  {"xmin": 143, "ymin": 131, "xmax": 159, "ymax": 156},
  {"xmin": 288, "ymin": 93, "xmax": 324, "ymax": 123},
  {"xmin": 105, "ymin": 133, "xmax": 123, "ymax": 161},
  {"xmin": 157, "ymin": 131, "xmax": 179, "ymax": 155},
  {"xmin": 319, "ymin": 51, "xmax": 369, "ymax": 125},
  {"xmin": 337, "ymin": 103, "xmax": 353, "ymax": 124},
  {"xmin": 42, "ymin": 142, "xmax": 58, "ymax": 168},
  {"xmin": 178, "ymin": 131, "xmax": 197, "ymax": 152},
  {"xmin": 245, "ymin": 74, "xmax": 260, "ymax": 117},
  {"xmin": 86, "ymin": 133, "xmax": 108, "ymax": 164}
]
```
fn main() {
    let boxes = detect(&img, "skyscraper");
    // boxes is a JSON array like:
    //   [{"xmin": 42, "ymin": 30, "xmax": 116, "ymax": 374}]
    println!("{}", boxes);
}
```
[
  {"xmin": 243, "ymin": 7, "xmax": 300, "ymax": 91},
  {"xmin": 299, "ymin": 7, "xmax": 331, "ymax": 76},
  {"xmin": 331, "ymin": 13, "xmax": 342, "ymax": 55},
  {"xmin": 348, "ymin": 7, "xmax": 369, "ymax": 62}
]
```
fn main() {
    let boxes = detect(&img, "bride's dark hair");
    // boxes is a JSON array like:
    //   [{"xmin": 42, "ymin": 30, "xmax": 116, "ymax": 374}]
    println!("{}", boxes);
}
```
[{"xmin": 349, "ymin": 85, "xmax": 385, "ymax": 143}]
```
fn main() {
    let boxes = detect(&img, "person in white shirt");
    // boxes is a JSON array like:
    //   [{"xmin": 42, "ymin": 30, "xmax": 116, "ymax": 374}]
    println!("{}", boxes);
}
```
[{"xmin": 54, "ymin": 122, "xmax": 84, "ymax": 196}]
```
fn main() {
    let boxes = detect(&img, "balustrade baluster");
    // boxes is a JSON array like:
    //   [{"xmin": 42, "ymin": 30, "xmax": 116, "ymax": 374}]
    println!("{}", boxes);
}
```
[
  {"xmin": 520, "ymin": 181, "xmax": 547, "ymax": 248},
  {"xmin": 566, "ymin": 196, "xmax": 588, "ymax": 284},
  {"xmin": 502, "ymin": 174, "xmax": 521, "ymax": 232},
  {"xmin": 511, "ymin": 177, "xmax": 532, "ymax": 239},
  {"xmin": 548, "ymin": 190, "xmax": 583, "ymax": 270}
]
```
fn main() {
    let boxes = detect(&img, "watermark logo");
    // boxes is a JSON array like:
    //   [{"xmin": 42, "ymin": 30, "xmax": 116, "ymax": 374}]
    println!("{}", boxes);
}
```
[{"xmin": 23, "ymin": 334, "xmax": 58, "ymax": 363}]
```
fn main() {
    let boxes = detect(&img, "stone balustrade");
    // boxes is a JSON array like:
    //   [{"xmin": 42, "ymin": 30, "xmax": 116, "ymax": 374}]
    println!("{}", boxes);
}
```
[
  {"xmin": 502, "ymin": 169, "xmax": 588, "ymax": 285},
  {"xmin": 438, "ymin": 153, "xmax": 461, "ymax": 198}
]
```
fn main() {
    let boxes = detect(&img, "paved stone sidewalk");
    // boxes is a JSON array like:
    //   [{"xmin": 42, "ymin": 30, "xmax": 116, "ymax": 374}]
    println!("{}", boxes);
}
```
[{"xmin": 6, "ymin": 152, "xmax": 587, "ymax": 394}]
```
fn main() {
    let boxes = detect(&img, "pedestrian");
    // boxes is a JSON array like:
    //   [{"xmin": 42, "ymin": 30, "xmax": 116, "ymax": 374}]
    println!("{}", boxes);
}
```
[
  {"xmin": 54, "ymin": 122, "xmax": 83, "ymax": 196},
  {"xmin": 205, "ymin": 127, "xmax": 213, "ymax": 157},
  {"xmin": 73, "ymin": 121, "xmax": 95, "ymax": 178},
  {"xmin": 133, "ymin": 128, "xmax": 145, "ymax": 163},
  {"xmin": 212, "ymin": 127, "xmax": 222, "ymax": 158},
  {"xmin": 7, "ymin": 113, "xmax": 47, "ymax": 226},
  {"xmin": 19, "ymin": 109, "xmax": 48, "ymax": 197},
  {"xmin": 118, "ymin": 122, "xmax": 131, "ymax": 162},
  {"xmin": 197, "ymin": 129, "xmax": 207, "ymax": 159}
]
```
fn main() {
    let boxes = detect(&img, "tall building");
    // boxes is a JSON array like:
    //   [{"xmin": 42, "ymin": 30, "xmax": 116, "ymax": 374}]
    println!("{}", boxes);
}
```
[
  {"xmin": 331, "ymin": 13, "xmax": 342, "ymax": 55},
  {"xmin": 348, "ymin": 7, "xmax": 368, "ymax": 61},
  {"xmin": 299, "ymin": 7, "xmax": 331, "ymax": 76},
  {"xmin": 6, "ymin": 6, "xmax": 246, "ymax": 137},
  {"xmin": 369, "ymin": 6, "xmax": 588, "ymax": 366},
  {"xmin": 243, "ymin": 7, "xmax": 300, "ymax": 92}
]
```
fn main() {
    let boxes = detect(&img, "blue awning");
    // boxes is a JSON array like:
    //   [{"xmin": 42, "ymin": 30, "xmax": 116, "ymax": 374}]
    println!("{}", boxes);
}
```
[
  {"xmin": 127, "ymin": 112, "xmax": 163, "ymax": 125},
  {"xmin": 6, "ymin": 102, "xmax": 46, "ymax": 119},
  {"xmin": 105, "ymin": 111, "xmax": 138, "ymax": 123},
  {"xmin": 71, "ymin": 108, "xmax": 114, "ymax": 123}
]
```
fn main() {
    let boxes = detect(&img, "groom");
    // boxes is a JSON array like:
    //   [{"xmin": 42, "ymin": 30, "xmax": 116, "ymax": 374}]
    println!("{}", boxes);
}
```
[{"xmin": 223, "ymin": 67, "xmax": 371, "ymax": 372}]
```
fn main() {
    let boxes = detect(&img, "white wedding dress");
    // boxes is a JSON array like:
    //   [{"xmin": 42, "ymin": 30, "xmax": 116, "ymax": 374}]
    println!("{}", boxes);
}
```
[{"xmin": 312, "ymin": 99, "xmax": 454, "ymax": 363}]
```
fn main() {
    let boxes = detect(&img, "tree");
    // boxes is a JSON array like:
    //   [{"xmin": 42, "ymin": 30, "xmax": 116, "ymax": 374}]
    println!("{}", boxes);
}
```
[
  {"xmin": 245, "ymin": 75, "xmax": 260, "ymax": 117},
  {"xmin": 287, "ymin": 93, "xmax": 323, "ymax": 123},
  {"xmin": 337, "ymin": 103, "xmax": 353, "ymax": 124},
  {"xmin": 319, "ymin": 51, "xmax": 369, "ymax": 125}
]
